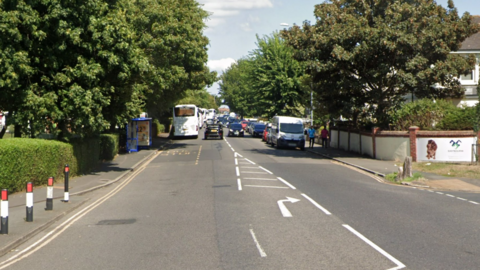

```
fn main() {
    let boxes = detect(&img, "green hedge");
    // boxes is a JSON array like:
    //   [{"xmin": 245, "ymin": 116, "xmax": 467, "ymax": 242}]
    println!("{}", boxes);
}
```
[
  {"xmin": 0, "ymin": 137, "xmax": 101, "ymax": 193},
  {"xmin": 100, "ymin": 134, "xmax": 119, "ymax": 160}
]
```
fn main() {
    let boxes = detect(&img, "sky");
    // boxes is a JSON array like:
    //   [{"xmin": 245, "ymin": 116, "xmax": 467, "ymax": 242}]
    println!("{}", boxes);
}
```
[{"xmin": 197, "ymin": 0, "xmax": 475, "ymax": 96}]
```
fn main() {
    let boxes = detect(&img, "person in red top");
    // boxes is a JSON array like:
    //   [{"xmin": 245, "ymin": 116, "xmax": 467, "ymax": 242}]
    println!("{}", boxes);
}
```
[{"xmin": 320, "ymin": 127, "xmax": 329, "ymax": 148}]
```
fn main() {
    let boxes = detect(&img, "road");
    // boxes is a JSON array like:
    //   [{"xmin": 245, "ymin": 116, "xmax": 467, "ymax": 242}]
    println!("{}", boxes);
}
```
[{"xmin": 2, "ymin": 128, "xmax": 480, "ymax": 269}]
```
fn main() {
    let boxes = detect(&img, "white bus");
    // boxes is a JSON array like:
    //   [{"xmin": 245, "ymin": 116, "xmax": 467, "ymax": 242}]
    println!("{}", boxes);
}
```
[
  {"xmin": 173, "ymin": 104, "xmax": 199, "ymax": 138},
  {"xmin": 206, "ymin": 109, "xmax": 216, "ymax": 121}
]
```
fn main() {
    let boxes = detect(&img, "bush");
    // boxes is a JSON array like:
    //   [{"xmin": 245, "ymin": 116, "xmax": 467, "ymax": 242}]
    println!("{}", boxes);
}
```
[
  {"xmin": 437, "ymin": 106, "xmax": 476, "ymax": 130},
  {"xmin": 0, "ymin": 137, "xmax": 101, "ymax": 193},
  {"xmin": 100, "ymin": 134, "xmax": 119, "ymax": 160},
  {"xmin": 390, "ymin": 99, "xmax": 459, "ymax": 130}
]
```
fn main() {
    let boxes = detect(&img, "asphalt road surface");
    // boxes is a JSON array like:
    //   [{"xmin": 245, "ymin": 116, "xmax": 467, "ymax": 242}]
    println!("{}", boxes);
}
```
[{"xmin": 3, "ymin": 128, "xmax": 480, "ymax": 269}]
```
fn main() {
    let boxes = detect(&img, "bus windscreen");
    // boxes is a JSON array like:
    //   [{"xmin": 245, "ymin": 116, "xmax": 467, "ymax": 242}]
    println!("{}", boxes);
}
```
[{"xmin": 174, "ymin": 107, "xmax": 195, "ymax": 117}]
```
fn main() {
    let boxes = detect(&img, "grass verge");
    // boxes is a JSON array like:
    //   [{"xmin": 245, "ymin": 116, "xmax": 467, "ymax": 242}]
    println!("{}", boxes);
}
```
[{"xmin": 386, "ymin": 172, "xmax": 424, "ymax": 183}]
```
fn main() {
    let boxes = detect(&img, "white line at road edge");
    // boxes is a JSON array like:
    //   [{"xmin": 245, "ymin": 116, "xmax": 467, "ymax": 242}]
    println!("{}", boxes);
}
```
[
  {"xmin": 249, "ymin": 228, "xmax": 267, "ymax": 257},
  {"xmin": 301, "ymin": 194, "xmax": 331, "ymax": 215},
  {"xmin": 277, "ymin": 177, "xmax": 296, "ymax": 189},
  {"xmin": 238, "ymin": 178, "xmax": 242, "ymax": 191},
  {"xmin": 0, "ymin": 153, "xmax": 153, "ymax": 269},
  {"xmin": 342, "ymin": 225, "xmax": 405, "ymax": 270}
]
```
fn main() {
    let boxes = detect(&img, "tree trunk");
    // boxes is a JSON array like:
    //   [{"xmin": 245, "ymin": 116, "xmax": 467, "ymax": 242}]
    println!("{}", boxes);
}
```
[
  {"xmin": 0, "ymin": 125, "xmax": 6, "ymax": 139},
  {"xmin": 403, "ymin": 156, "xmax": 413, "ymax": 178},
  {"xmin": 14, "ymin": 124, "xmax": 22, "ymax": 137}
]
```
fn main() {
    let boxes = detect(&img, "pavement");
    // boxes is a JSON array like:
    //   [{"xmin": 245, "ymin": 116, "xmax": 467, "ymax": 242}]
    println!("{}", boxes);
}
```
[
  {"xmin": 306, "ymin": 143, "xmax": 480, "ymax": 192},
  {"xmin": 0, "ymin": 134, "xmax": 172, "ymax": 258},
  {"xmin": 1, "ymin": 133, "xmax": 480, "ymax": 259}
]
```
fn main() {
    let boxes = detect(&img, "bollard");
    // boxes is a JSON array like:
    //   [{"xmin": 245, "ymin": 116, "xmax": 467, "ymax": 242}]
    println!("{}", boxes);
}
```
[
  {"xmin": 63, "ymin": 164, "xmax": 69, "ymax": 202},
  {"xmin": 1, "ymin": 189, "xmax": 8, "ymax": 234},
  {"xmin": 46, "ymin": 177, "xmax": 54, "ymax": 210},
  {"xmin": 26, "ymin": 182, "xmax": 33, "ymax": 222}
]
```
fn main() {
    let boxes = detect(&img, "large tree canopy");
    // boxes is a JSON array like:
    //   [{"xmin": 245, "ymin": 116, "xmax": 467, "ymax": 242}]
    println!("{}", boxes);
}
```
[
  {"xmin": 219, "ymin": 33, "xmax": 308, "ymax": 119},
  {"xmin": 0, "ymin": 0, "xmax": 215, "ymax": 138},
  {"xmin": 282, "ymin": 0, "xmax": 479, "ymax": 128}
]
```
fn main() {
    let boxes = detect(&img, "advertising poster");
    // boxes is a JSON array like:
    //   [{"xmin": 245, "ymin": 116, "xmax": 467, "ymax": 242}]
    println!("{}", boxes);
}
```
[
  {"xmin": 417, "ymin": 137, "xmax": 475, "ymax": 162},
  {"xmin": 137, "ymin": 121, "xmax": 150, "ymax": 146}
]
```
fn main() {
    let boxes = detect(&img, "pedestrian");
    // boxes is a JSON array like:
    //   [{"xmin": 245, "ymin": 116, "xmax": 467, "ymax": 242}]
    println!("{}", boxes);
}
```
[
  {"xmin": 308, "ymin": 125, "xmax": 316, "ymax": 148},
  {"xmin": 321, "ymin": 126, "xmax": 329, "ymax": 148}
]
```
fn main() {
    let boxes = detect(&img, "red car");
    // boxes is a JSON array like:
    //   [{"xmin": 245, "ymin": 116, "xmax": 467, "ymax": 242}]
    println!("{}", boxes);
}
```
[
  {"xmin": 241, "ymin": 121, "xmax": 248, "ymax": 131},
  {"xmin": 262, "ymin": 124, "xmax": 272, "ymax": 142}
]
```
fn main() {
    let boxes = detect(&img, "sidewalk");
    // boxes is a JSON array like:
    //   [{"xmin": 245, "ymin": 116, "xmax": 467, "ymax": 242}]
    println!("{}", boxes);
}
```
[
  {"xmin": 306, "ymin": 144, "xmax": 480, "ymax": 192},
  {"xmin": 0, "ymin": 135, "xmax": 172, "ymax": 257}
]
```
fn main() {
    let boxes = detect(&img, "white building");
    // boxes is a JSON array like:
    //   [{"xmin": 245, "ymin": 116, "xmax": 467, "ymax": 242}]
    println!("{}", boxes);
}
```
[{"xmin": 452, "ymin": 15, "xmax": 480, "ymax": 107}]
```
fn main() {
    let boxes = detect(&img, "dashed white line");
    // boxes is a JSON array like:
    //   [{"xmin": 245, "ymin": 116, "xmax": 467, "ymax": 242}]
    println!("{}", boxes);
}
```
[
  {"xmin": 237, "ymin": 178, "xmax": 242, "ymax": 191},
  {"xmin": 243, "ymin": 178, "xmax": 277, "ymax": 181},
  {"xmin": 436, "ymin": 192, "xmax": 444, "ymax": 194},
  {"xmin": 235, "ymin": 158, "xmax": 238, "ymax": 165},
  {"xmin": 241, "ymin": 171, "xmax": 268, "ymax": 174},
  {"xmin": 469, "ymin": 201, "xmax": 479, "ymax": 205},
  {"xmin": 241, "ymin": 167, "xmax": 259, "ymax": 169},
  {"xmin": 236, "ymin": 167, "xmax": 240, "ymax": 177},
  {"xmin": 301, "ymin": 194, "xmax": 331, "ymax": 215},
  {"xmin": 277, "ymin": 177, "xmax": 296, "ymax": 190},
  {"xmin": 457, "ymin": 197, "xmax": 467, "ymax": 201},
  {"xmin": 258, "ymin": 166, "xmax": 273, "ymax": 174},
  {"xmin": 343, "ymin": 225, "xmax": 405, "ymax": 270},
  {"xmin": 446, "ymin": 194, "xmax": 455, "ymax": 198},
  {"xmin": 249, "ymin": 228, "xmax": 267, "ymax": 257}
]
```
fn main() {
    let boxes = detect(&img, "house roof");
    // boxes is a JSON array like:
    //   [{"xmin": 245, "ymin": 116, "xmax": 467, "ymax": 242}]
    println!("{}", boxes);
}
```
[{"xmin": 459, "ymin": 15, "xmax": 480, "ymax": 51}]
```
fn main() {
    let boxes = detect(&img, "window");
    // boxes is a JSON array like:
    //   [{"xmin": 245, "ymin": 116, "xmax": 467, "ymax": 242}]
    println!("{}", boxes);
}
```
[{"xmin": 460, "ymin": 70, "xmax": 473, "ymax": 81}]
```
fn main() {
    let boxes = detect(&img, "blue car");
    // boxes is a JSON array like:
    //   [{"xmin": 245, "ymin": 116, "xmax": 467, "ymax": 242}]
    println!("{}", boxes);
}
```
[{"xmin": 252, "ymin": 123, "xmax": 266, "ymax": 138}]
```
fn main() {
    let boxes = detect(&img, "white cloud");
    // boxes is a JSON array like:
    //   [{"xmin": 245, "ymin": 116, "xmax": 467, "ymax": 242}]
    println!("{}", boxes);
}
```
[
  {"xmin": 240, "ymin": 22, "xmax": 252, "ymax": 32},
  {"xmin": 208, "ymin": 58, "xmax": 236, "ymax": 74}
]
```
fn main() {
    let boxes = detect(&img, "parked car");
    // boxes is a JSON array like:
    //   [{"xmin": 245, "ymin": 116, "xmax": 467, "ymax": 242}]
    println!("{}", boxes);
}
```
[
  {"xmin": 204, "ymin": 123, "xmax": 223, "ymax": 140},
  {"xmin": 241, "ymin": 120, "xmax": 248, "ymax": 131},
  {"xmin": 252, "ymin": 123, "xmax": 266, "ymax": 138},
  {"xmin": 270, "ymin": 116, "xmax": 305, "ymax": 150},
  {"xmin": 262, "ymin": 124, "xmax": 271, "ymax": 142},
  {"xmin": 247, "ymin": 121, "xmax": 257, "ymax": 134},
  {"xmin": 266, "ymin": 126, "xmax": 273, "ymax": 144},
  {"xmin": 228, "ymin": 123, "xmax": 244, "ymax": 137}
]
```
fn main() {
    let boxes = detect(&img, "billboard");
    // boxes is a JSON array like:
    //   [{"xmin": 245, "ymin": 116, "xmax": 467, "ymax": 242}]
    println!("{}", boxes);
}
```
[{"xmin": 417, "ymin": 137, "xmax": 475, "ymax": 162}]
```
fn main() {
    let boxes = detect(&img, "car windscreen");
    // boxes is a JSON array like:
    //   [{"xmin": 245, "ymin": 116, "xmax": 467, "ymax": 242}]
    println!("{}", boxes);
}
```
[
  {"xmin": 174, "ymin": 107, "xmax": 195, "ymax": 117},
  {"xmin": 230, "ymin": 124, "xmax": 242, "ymax": 129},
  {"xmin": 280, "ymin": 123, "xmax": 303, "ymax": 133}
]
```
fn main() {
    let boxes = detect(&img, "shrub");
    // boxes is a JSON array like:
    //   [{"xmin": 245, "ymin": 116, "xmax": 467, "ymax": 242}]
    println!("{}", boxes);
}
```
[
  {"xmin": 0, "ymin": 137, "xmax": 100, "ymax": 193},
  {"xmin": 100, "ymin": 134, "xmax": 119, "ymax": 160},
  {"xmin": 390, "ymin": 99, "xmax": 458, "ymax": 130},
  {"xmin": 437, "ymin": 106, "xmax": 476, "ymax": 130}
]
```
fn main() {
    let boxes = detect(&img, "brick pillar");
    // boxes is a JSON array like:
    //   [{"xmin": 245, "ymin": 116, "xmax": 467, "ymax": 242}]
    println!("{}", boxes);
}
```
[
  {"xmin": 372, "ymin": 127, "xmax": 380, "ymax": 159},
  {"xmin": 409, "ymin": 126, "xmax": 420, "ymax": 162}
]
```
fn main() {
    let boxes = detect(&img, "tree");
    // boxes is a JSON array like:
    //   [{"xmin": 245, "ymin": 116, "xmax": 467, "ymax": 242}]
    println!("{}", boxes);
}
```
[{"xmin": 282, "ymin": 0, "xmax": 479, "ymax": 128}]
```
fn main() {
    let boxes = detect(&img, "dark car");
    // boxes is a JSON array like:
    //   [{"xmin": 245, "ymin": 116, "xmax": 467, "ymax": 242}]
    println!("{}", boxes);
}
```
[
  {"xmin": 252, "ymin": 123, "xmax": 266, "ymax": 138},
  {"xmin": 204, "ymin": 123, "xmax": 223, "ymax": 140},
  {"xmin": 228, "ymin": 123, "xmax": 244, "ymax": 137}
]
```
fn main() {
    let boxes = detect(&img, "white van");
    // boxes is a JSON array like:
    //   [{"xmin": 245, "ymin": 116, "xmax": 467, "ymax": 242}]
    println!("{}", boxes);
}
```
[{"xmin": 270, "ymin": 116, "xmax": 305, "ymax": 150}]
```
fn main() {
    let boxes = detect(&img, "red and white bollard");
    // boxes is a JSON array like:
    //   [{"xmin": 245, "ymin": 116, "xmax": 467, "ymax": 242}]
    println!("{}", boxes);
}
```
[
  {"xmin": 26, "ymin": 182, "xmax": 33, "ymax": 222},
  {"xmin": 63, "ymin": 164, "xmax": 69, "ymax": 202},
  {"xmin": 1, "ymin": 189, "xmax": 8, "ymax": 234},
  {"xmin": 46, "ymin": 177, "xmax": 54, "ymax": 211}
]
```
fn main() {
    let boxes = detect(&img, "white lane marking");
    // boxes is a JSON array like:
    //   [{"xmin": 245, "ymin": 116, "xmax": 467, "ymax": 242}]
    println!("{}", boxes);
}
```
[
  {"xmin": 236, "ymin": 166, "xmax": 240, "ymax": 177},
  {"xmin": 243, "ymin": 178, "xmax": 277, "ymax": 181},
  {"xmin": 277, "ymin": 177, "xmax": 296, "ymax": 190},
  {"xmin": 301, "ymin": 194, "xmax": 331, "ymax": 215},
  {"xmin": 446, "ymin": 194, "xmax": 455, "ymax": 197},
  {"xmin": 428, "ymin": 190, "xmax": 434, "ymax": 192},
  {"xmin": 436, "ymin": 192, "xmax": 444, "ymax": 194},
  {"xmin": 241, "ymin": 171, "xmax": 268, "ymax": 174},
  {"xmin": 342, "ymin": 225, "xmax": 405, "ymax": 270},
  {"xmin": 469, "ymin": 201, "xmax": 479, "ymax": 205},
  {"xmin": 249, "ymin": 228, "xmax": 267, "ymax": 257},
  {"xmin": 244, "ymin": 158, "xmax": 255, "ymax": 165},
  {"xmin": 230, "ymin": 147, "xmax": 235, "ymax": 152},
  {"xmin": 277, "ymin": 197, "xmax": 300, "ymax": 217},
  {"xmin": 238, "ymin": 178, "xmax": 242, "ymax": 191},
  {"xmin": 457, "ymin": 197, "xmax": 467, "ymax": 201},
  {"xmin": 244, "ymin": 185, "xmax": 289, "ymax": 189},
  {"xmin": 258, "ymin": 166, "xmax": 273, "ymax": 174},
  {"xmin": 240, "ymin": 166, "xmax": 259, "ymax": 169},
  {"xmin": 235, "ymin": 158, "xmax": 238, "ymax": 165},
  {"xmin": 235, "ymin": 152, "xmax": 243, "ymax": 158}
]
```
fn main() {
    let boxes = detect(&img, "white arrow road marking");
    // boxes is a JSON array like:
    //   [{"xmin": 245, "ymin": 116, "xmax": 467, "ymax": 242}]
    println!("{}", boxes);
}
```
[{"xmin": 277, "ymin": 197, "xmax": 300, "ymax": 217}]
